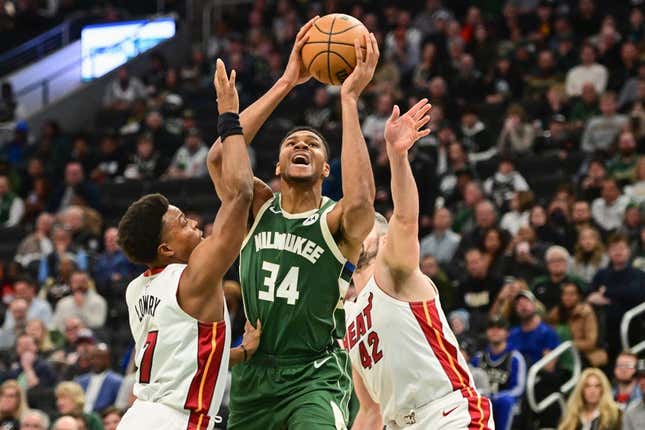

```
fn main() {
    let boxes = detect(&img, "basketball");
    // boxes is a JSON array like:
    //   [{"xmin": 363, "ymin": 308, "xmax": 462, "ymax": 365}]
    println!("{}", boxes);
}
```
[{"xmin": 301, "ymin": 14, "xmax": 369, "ymax": 85}]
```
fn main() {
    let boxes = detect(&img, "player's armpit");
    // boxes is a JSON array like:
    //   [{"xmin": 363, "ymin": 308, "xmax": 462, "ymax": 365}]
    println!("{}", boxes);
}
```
[
  {"xmin": 251, "ymin": 177, "xmax": 273, "ymax": 219},
  {"xmin": 326, "ymin": 200, "xmax": 374, "ymax": 263},
  {"xmin": 351, "ymin": 366, "xmax": 383, "ymax": 430}
]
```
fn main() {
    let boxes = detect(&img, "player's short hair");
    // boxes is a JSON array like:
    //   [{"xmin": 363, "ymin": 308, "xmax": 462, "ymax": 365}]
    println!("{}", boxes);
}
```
[
  {"xmin": 281, "ymin": 126, "xmax": 330, "ymax": 160},
  {"xmin": 117, "ymin": 193, "xmax": 169, "ymax": 265},
  {"xmin": 374, "ymin": 212, "xmax": 388, "ymax": 237}
]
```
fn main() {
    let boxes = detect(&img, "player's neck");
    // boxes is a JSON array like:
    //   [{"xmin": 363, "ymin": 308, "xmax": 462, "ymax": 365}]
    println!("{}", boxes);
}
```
[
  {"xmin": 353, "ymin": 263, "xmax": 375, "ymax": 295},
  {"xmin": 279, "ymin": 182, "xmax": 322, "ymax": 214}
]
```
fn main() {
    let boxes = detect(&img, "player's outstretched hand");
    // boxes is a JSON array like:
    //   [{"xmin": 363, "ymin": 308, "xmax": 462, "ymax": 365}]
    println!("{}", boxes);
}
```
[
  {"xmin": 242, "ymin": 319, "xmax": 262, "ymax": 359},
  {"xmin": 281, "ymin": 16, "xmax": 319, "ymax": 87},
  {"xmin": 384, "ymin": 99, "xmax": 431, "ymax": 155},
  {"xmin": 213, "ymin": 58, "xmax": 239, "ymax": 114},
  {"xmin": 340, "ymin": 32, "xmax": 379, "ymax": 101}
]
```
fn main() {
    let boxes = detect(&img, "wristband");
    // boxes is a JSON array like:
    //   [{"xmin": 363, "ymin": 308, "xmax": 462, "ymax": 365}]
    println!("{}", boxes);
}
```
[
  {"xmin": 217, "ymin": 112, "xmax": 243, "ymax": 141},
  {"xmin": 241, "ymin": 344, "xmax": 248, "ymax": 362}
]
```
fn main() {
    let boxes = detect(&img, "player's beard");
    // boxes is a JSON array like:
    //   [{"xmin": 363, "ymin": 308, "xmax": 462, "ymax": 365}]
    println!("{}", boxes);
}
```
[{"xmin": 357, "ymin": 241, "xmax": 379, "ymax": 271}]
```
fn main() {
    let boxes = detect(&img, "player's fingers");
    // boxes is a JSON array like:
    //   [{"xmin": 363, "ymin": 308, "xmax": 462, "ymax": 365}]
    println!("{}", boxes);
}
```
[
  {"xmin": 414, "ymin": 103, "xmax": 432, "ymax": 121},
  {"xmin": 256, "ymin": 319, "xmax": 262, "ymax": 331},
  {"xmin": 229, "ymin": 69, "xmax": 236, "ymax": 89},
  {"xmin": 364, "ymin": 33, "xmax": 372, "ymax": 64},
  {"xmin": 389, "ymin": 105, "xmax": 400, "ymax": 122},
  {"xmin": 295, "ymin": 34, "xmax": 310, "ymax": 50},
  {"xmin": 416, "ymin": 115, "xmax": 431, "ymax": 129},
  {"xmin": 416, "ymin": 128, "xmax": 431, "ymax": 139},
  {"xmin": 354, "ymin": 38, "xmax": 363, "ymax": 64},
  {"xmin": 297, "ymin": 15, "xmax": 318, "ymax": 40},
  {"xmin": 216, "ymin": 58, "xmax": 227, "ymax": 86},
  {"xmin": 371, "ymin": 32, "xmax": 380, "ymax": 59},
  {"xmin": 407, "ymin": 98, "xmax": 429, "ymax": 117}
]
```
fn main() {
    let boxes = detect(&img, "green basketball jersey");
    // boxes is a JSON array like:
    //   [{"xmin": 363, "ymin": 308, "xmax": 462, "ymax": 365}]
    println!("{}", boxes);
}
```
[{"xmin": 239, "ymin": 193, "xmax": 354, "ymax": 360}]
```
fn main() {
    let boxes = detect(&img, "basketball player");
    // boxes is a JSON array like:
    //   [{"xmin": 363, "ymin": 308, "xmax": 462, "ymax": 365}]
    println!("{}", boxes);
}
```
[
  {"xmin": 116, "ymin": 60, "xmax": 260, "ymax": 430},
  {"xmin": 346, "ymin": 100, "xmax": 494, "ymax": 429},
  {"xmin": 206, "ymin": 19, "xmax": 379, "ymax": 430}
]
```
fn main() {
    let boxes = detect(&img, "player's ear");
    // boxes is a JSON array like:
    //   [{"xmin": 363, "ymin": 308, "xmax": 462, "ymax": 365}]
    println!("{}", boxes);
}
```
[
  {"xmin": 275, "ymin": 162, "xmax": 281, "ymax": 176},
  {"xmin": 157, "ymin": 242, "xmax": 174, "ymax": 258},
  {"xmin": 322, "ymin": 161, "xmax": 330, "ymax": 178}
]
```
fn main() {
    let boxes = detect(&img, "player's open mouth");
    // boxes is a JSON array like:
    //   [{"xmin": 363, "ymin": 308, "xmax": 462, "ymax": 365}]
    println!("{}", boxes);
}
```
[{"xmin": 291, "ymin": 154, "xmax": 310, "ymax": 165}]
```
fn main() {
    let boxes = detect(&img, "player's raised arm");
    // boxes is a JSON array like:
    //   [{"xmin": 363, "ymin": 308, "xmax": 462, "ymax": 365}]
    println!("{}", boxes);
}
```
[
  {"xmin": 351, "ymin": 367, "xmax": 383, "ymax": 429},
  {"xmin": 207, "ymin": 17, "xmax": 318, "ymax": 214},
  {"xmin": 378, "ymin": 100, "xmax": 431, "ymax": 277},
  {"xmin": 328, "ymin": 33, "xmax": 379, "ymax": 260},
  {"xmin": 178, "ymin": 59, "xmax": 253, "ymax": 321}
]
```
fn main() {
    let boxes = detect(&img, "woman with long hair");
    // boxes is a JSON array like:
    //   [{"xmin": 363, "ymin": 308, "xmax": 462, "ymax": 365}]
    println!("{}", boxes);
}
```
[
  {"xmin": 25, "ymin": 319, "xmax": 55, "ymax": 359},
  {"xmin": 55, "ymin": 382, "xmax": 102, "ymax": 430},
  {"xmin": 0, "ymin": 380, "xmax": 28, "ymax": 429},
  {"xmin": 547, "ymin": 283, "xmax": 607, "ymax": 368},
  {"xmin": 558, "ymin": 368, "xmax": 622, "ymax": 430},
  {"xmin": 480, "ymin": 227, "xmax": 509, "ymax": 279},
  {"xmin": 571, "ymin": 227, "xmax": 608, "ymax": 283}
]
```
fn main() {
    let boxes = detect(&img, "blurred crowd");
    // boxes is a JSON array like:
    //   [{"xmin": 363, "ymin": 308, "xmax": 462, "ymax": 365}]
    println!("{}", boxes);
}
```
[{"xmin": 0, "ymin": 0, "xmax": 644, "ymax": 429}]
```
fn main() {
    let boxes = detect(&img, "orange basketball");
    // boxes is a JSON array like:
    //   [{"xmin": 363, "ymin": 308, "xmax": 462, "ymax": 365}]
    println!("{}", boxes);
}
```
[{"xmin": 301, "ymin": 14, "xmax": 369, "ymax": 85}]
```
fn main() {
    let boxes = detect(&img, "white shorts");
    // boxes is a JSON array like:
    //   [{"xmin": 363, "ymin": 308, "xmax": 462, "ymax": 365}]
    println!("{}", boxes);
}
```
[
  {"xmin": 118, "ymin": 399, "xmax": 221, "ymax": 430},
  {"xmin": 386, "ymin": 389, "xmax": 495, "ymax": 430}
]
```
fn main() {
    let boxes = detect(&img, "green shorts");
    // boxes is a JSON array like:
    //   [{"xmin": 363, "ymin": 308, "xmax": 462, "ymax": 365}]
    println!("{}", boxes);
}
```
[{"xmin": 228, "ymin": 348, "xmax": 353, "ymax": 430}]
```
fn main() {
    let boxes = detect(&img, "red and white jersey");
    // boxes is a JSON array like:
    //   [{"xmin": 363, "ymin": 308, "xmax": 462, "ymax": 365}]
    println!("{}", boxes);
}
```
[
  {"xmin": 345, "ymin": 275, "xmax": 482, "ymax": 425},
  {"xmin": 125, "ymin": 264, "xmax": 230, "ymax": 429}
]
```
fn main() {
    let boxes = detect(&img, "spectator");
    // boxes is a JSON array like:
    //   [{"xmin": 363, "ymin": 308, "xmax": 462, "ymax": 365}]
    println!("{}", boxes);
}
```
[
  {"xmin": 419, "ymin": 254, "xmax": 455, "ymax": 311},
  {"xmin": 472, "ymin": 316, "xmax": 526, "ymax": 430},
  {"xmin": 571, "ymin": 226, "xmax": 608, "ymax": 283},
  {"xmin": 459, "ymin": 108, "xmax": 496, "ymax": 163},
  {"xmin": 448, "ymin": 309, "xmax": 479, "ymax": 358},
  {"xmin": 103, "ymin": 67, "xmax": 146, "ymax": 111},
  {"xmin": 579, "ymin": 159, "xmax": 608, "ymax": 202},
  {"xmin": 1, "ymin": 122, "xmax": 31, "ymax": 167},
  {"xmin": 89, "ymin": 135, "xmax": 126, "ymax": 184},
  {"xmin": 1, "ymin": 334, "xmax": 57, "ymax": 410},
  {"xmin": 535, "ymin": 113, "xmax": 578, "ymax": 156},
  {"xmin": 623, "ymin": 157, "xmax": 645, "ymax": 208},
  {"xmin": 40, "ymin": 256, "xmax": 76, "ymax": 308},
  {"xmin": 456, "ymin": 248, "xmax": 503, "ymax": 330},
  {"xmin": 59, "ymin": 206, "xmax": 99, "ymax": 254},
  {"xmin": 19, "ymin": 409, "xmax": 49, "ymax": 430},
  {"xmin": 25, "ymin": 319, "xmax": 54, "ymax": 360},
  {"xmin": 531, "ymin": 246, "xmax": 584, "ymax": 309},
  {"xmin": 122, "ymin": 133, "xmax": 167, "ymax": 181},
  {"xmin": 303, "ymin": 87, "xmax": 336, "ymax": 133},
  {"xmin": 452, "ymin": 180, "xmax": 485, "ymax": 234},
  {"xmin": 524, "ymin": 50, "xmax": 562, "ymax": 103},
  {"xmin": 3, "ymin": 277, "xmax": 52, "ymax": 330},
  {"xmin": 613, "ymin": 351, "xmax": 641, "ymax": 410},
  {"xmin": 483, "ymin": 157, "xmax": 530, "ymax": 210},
  {"xmin": 14, "ymin": 212, "xmax": 54, "ymax": 272},
  {"xmin": 362, "ymin": 93, "xmax": 393, "ymax": 146},
  {"xmin": 0, "ymin": 82, "xmax": 25, "ymax": 123},
  {"xmin": 589, "ymin": 234, "xmax": 645, "ymax": 359},
  {"xmin": 558, "ymin": 368, "xmax": 622, "ymax": 430},
  {"xmin": 0, "ymin": 299, "xmax": 28, "ymax": 350},
  {"xmin": 565, "ymin": 43, "xmax": 608, "ymax": 97},
  {"xmin": 419, "ymin": 207, "xmax": 460, "ymax": 264},
  {"xmin": 547, "ymin": 282, "xmax": 607, "ymax": 368},
  {"xmin": 51, "ymin": 416, "xmax": 79, "ymax": 430},
  {"xmin": 48, "ymin": 162, "xmax": 100, "ymax": 213},
  {"xmin": 500, "ymin": 191, "xmax": 533, "ymax": 236},
  {"xmin": 40, "ymin": 224, "xmax": 88, "ymax": 287},
  {"xmin": 76, "ymin": 344, "xmax": 122, "ymax": 413},
  {"xmin": 92, "ymin": 227, "xmax": 136, "ymax": 297},
  {"xmin": 164, "ymin": 128, "xmax": 208, "ymax": 179},
  {"xmin": 508, "ymin": 290, "xmax": 560, "ymax": 368},
  {"xmin": 571, "ymin": 200, "xmax": 600, "ymax": 235},
  {"xmin": 52, "ymin": 272, "xmax": 107, "ymax": 333},
  {"xmin": 0, "ymin": 380, "xmax": 27, "ymax": 429},
  {"xmin": 497, "ymin": 105, "xmax": 536, "ymax": 156},
  {"xmin": 480, "ymin": 227, "xmax": 508, "ymax": 280},
  {"xmin": 581, "ymin": 92, "xmax": 629, "ymax": 154},
  {"xmin": 0, "ymin": 174, "xmax": 24, "ymax": 227},
  {"xmin": 570, "ymin": 83, "xmax": 600, "ymax": 133},
  {"xmin": 456, "ymin": 199, "xmax": 504, "ymax": 261},
  {"xmin": 623, "ymin": 359, "xmax": 645, "ymax": 430},
  {"xmin": 607, "ymin": 131, "xmax": 639, "ymax": 185},
  {"xmin": 100, "ymin": 407, "xmax": 121, "ymax": 430},
  {"xmin": 54, "ymin": 382, "xmax": 101, "ymax": 430},
  {"xmin": 592, "ymin": 179, "xmax": 629, "ymax": 233}
]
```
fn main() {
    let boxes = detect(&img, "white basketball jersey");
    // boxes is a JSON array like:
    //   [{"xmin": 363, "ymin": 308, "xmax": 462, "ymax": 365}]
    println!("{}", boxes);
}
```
[
  {"xmin": 345, "ymin": 276, "xmax": 478, "ymax": 423},
  {"xmin": 126, "ymin": 264, "xmax": 231, "ymax": 429}
]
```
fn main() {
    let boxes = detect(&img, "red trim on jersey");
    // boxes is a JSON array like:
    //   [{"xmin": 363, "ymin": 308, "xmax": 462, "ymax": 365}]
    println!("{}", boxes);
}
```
[
  {"xmin": 187, "ymin": 411, "xmax": 210, "ymax": 430},
  {"xmin": 466, "ymin": 394, "xmax": 492, "ymax": 430},
  {"xmin": 143, "ymin": 266, "xmax": 167, "ymax": 277},
  {"xmin": 409, "ymin": 300, "xmax": 471, "ymax": 392},
  {"xmin": 183, "ymin": 320, "xmax": 227, "ymax": 424}
]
